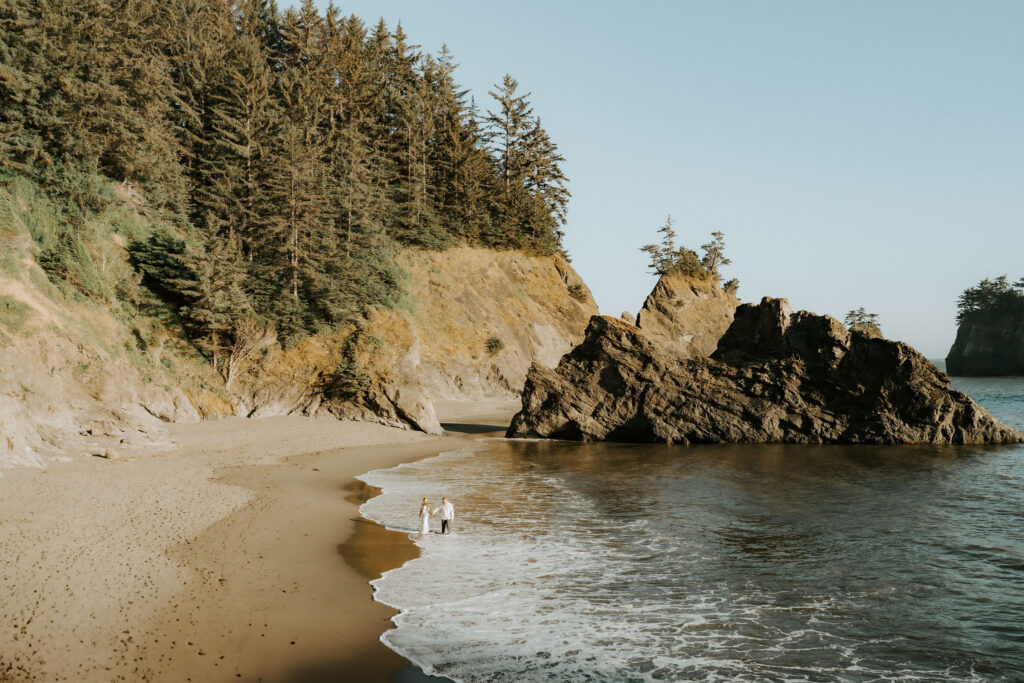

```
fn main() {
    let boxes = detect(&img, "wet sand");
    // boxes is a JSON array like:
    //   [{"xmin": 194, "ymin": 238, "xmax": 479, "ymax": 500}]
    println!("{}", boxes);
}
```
[{"xmin": 0, "ymin": 402, "xmax": 517, "ymax": 682}]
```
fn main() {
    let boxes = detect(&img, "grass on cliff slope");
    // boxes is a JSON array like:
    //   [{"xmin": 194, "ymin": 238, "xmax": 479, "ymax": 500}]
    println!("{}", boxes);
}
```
[
  {"xmin": 0, "ymin": 170, "xmax": 228, "ymax": 403},
  {"xmin": 0, "ymin": 295, "xmax": 31, "ymax": 335}
]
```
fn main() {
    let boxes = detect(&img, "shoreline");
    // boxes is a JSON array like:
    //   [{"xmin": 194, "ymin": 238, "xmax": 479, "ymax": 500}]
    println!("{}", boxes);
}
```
[
  {"xmin": 0, "ymin": 404, "xmax": 516, "ymax": 682},
  {"xmin": 344, "ymin": 401, "xmax": 518, "ymax": 682}
]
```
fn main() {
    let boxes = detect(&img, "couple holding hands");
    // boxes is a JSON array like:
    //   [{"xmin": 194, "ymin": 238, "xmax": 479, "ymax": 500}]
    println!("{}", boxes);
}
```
[{"xmin": 418, "ymin": 497, "xmax": 454, "ymax": 535}]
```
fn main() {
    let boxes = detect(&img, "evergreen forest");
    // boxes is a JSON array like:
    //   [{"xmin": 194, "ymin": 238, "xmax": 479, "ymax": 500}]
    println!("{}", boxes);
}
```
[
  {"xmin": 956, "ymin": 276, "xmax": 1024, "ymax": 325},
  {"xmin": 0, "ymin": 0, "xmax": 570, "ymax": 362}
]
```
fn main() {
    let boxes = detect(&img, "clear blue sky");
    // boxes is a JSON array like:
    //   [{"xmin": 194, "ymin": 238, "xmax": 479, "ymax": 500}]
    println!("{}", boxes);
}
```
[{"xmin": 308, "ymin": 0, "xmax": 1024, "ymax": 358}]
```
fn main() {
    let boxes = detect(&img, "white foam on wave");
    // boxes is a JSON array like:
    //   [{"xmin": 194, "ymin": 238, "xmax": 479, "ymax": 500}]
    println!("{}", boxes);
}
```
[{"xmin": 357, "ymin": 441, "xmax": 1000, "ymax": 682}]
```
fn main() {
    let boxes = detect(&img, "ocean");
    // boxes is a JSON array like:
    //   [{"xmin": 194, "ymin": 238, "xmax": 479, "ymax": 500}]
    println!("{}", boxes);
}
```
[{"xmin": 358, "ymin": 376, "xmax": 1024, "ymax": 682}]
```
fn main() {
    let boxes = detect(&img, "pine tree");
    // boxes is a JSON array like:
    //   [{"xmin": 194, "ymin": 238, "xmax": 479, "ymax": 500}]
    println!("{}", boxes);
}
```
[
  {"xmin": 700, "ymin": 231, "xmax": 730, "ymax": 278},
  {"xmin": 193, "ymin": 25, "xmax": 278, "ymax": 261},
  {"xmin": 0, "ymin": 0, "xmax": 48, "ymax": 173},
  {"xmin": 176, "ymin": 230, "xmax": 253, "ymax": 368},
  {"xmin": 640, "ymin": 216, "xmax": 701, "ymax": 276},
  {"xmin": 844, "ymin": 307, "xmax": 882, "ymax": 337},
  {"xmin": 523, "ymin": 117, "xmax": 570, "ymax": 253},
  {"xmin": 486, "ymin": 74, "xmax": 534, "ymax": 246}
]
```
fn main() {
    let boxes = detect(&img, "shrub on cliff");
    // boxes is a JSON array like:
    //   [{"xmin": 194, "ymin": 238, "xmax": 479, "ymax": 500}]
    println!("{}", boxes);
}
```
[
  {"xmin": 844, "ymin": 307, "xmax": 882, "ymax": 338},
  {"xmin": 640, "ymin": 216, "xmax": 732, "ymax": 283}
]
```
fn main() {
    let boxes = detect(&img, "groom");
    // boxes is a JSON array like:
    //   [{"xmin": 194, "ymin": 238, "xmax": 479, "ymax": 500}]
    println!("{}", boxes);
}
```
[{"xmin": 435, "ymin": 497, "xmax": 455, "ymax": 534}]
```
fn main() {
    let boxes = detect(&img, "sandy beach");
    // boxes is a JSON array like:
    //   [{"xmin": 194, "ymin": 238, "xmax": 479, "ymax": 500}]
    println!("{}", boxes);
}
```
[{"xmin": 0, "ymin": 401, "xmax": 518, "ymax": 682}]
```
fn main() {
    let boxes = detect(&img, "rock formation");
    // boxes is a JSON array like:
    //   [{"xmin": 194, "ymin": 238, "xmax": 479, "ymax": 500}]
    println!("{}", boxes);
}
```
[
  {"xmin": 946, "ymin": 316, "xmax": 1024, "ymax": 376},
  {"xmin": 509, "ymin": 297, "xmax": 1023, "ymax": 445},
  {"xmin": 231, "ymin": 247, "xmax": 598, "ymax": 432},
  {"xmin": 0, "ymin": 250, "xmax": 202, "ymax": 472},
  {"xmin": 635, "ymin": 270, "xmax": 739, "ymax": 358}
]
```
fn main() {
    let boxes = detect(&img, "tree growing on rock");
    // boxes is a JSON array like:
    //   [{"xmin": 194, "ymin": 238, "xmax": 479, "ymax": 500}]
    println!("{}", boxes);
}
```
[
  {"xmin": 641, "ymin": 217, "xmax": 732, "ymax": 283},
  {"xmin": 640, "ymin": 215, "xmax": 701, "ymax": 276},
  {"xmin": 955, "ymin": 275, "xmax": 1024, "ymax": 324},
  {"xmin": 844, "ymin": 307, "xmax": 882, "ymax": 338},
  {"xmin": 700, "ymin": 231, "xmax": 730, "ymax": 277}
]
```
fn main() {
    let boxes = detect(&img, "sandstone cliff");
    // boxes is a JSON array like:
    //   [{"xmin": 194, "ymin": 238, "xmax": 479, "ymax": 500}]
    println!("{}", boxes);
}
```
[
  {"xmin": 232, "ymin": 247, "xmax": 598, "ymax": 432},
  {"xmin": 635, "ymin": 270, "xmax": 739, "ymax": 358},
  {"xmin": 509, "ymin": 297, "xmax": 1022, "ymax": 445},
  {"xmin": 0, "ymin": 233, "xmax": 207, "ymax": 472},
  {"xmin": 946, "ymin": 317, "xmax": 1024, "ymax": 376}
]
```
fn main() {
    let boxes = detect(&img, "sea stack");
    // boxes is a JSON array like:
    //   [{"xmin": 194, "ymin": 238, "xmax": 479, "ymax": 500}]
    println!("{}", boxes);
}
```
[
  {"xmin": 509, "ymin": 296, "xmax": 1023, "ymax": 445},
  {"xmin": 946, "ymin": 316, "xmax": 1024, "ymax": 376}
]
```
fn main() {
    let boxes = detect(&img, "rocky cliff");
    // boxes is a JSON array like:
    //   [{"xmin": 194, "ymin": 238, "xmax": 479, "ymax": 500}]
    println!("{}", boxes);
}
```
[
  {"xmin": 946, "ymin": 317, "xmax": 1024, "ymax": 376},
  {"xmin": 635, "ymin": 270, "xmax": 739, "ymax": 358},
  {"xmin": 231, "ymin": 247, "xmax": 598, "ymax": 433},
  {"xmin": 509, "ymin": 297, "xmax": 1022, "ymax": 445},
  {"xmin": 1, "ymin": 181, "xmax": 596, "ymax": 471},
  {"xmin": 0, "ymin": 233, "xmax": 207, "ymax": 472}
]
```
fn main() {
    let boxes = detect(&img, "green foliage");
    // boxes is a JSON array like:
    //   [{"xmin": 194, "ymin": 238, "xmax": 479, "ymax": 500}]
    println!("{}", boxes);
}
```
[
  {"xmin": 0, "ymin": 295, "xmax": 31, "ymax": 333},
  {"xmin": 128, "ymin": 231, "xmax": 191, "ymax": 305},
  {"xmin": 723, "ymin": 278, "xmax": 740, "ymax": 295},
  {"xmin": 700, "ymin": 231, "xmax": 731, "ymax": 277},
  {"xmin": 567, "ymin": 283, "xmax": 587, "ymax": 301},
  {"xmin": 956, "ymin": 275, "xmax": 1024, "ymax": 324},
  {"xmin": 844, "ymin": 307, "xmax": 882, "ymax": 336},
  {"xmin": 321, "ymin": 330, "xmax": 375, "ymax": 401},
  {"xmin": 640, "ymin": 216, "xmax": 704, "ymax": 277},
  {"xmin": 485, "ymin": 335, "xmax": 504, "ymax": 355},
  {"xmin": 640, "ymin": 217, "xmax": 735, "ymax": 284},
  {"xmin": 0, "ymin": 0, "xmax": 574, "ymax": 366}
]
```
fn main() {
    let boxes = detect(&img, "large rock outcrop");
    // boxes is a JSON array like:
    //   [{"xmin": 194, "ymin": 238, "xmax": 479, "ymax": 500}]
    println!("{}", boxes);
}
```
[
  {"xmin": 508, "ymin": 298, "xmax": 1022, "ymax": 445},
  {"xmin": 635, "ymin": 271, "xmax": 739, "ymax": 358},
  {"xmin": 946, "ymin": 317, "xmax": 1024, "ymax": 376}
]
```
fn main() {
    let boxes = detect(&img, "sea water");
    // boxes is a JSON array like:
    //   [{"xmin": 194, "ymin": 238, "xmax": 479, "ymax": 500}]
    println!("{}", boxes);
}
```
[{"xmin": 358, "ymin": 378, "xmax": 1024, "ymax": 682}]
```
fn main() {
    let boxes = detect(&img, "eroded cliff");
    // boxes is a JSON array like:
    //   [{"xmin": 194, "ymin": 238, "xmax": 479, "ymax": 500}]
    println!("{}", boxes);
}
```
[
  {"xmin": 0, "ymin": 233, "xmax": 208, "ymax": 471},
  {"xmin": 232, "ymin": 247, "xmax": 598, "ymax": 431},
  {"xmin": 946, "ymin": 317, "xmax": 1024, "ymax": 376}
]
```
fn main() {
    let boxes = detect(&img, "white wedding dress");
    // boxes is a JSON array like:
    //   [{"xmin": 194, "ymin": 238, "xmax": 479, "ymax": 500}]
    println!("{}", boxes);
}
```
[{"xmin": 419, "ymin": 505, "xmax": 431, "ymax": 535}]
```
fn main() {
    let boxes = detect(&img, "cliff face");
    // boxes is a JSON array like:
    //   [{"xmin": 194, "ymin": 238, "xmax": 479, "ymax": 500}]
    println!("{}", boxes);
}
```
[
  {"xmin": 946, "ymin": 317, "xmax": 1024, "ymax": 376},
  {"xmin": 232, "ymin": 247, "xmax": 598, "ymax": 430},
  {"xmin": 395, "ymin": 247, "xmax": 598, "ymax": 398},
  {"xmin": 635, "ymin": 271, "xmax": 739, "ymax": 358},
  {"xmin": 0, "ymin": 174, "xmax": 598, "ymax": 471},
  {"xmin": 509, "ymin": 296, "xmax": 1022, "ymax": 445},
  {"xmin": 0, "ymin": 234, "xmax": 207, "ymax": 472}
]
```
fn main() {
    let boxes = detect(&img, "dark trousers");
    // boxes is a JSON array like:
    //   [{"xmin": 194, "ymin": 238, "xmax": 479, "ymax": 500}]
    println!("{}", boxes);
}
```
[{"xmin": 441, "ymin": 519, "xmax": 450, "ymax": 534}]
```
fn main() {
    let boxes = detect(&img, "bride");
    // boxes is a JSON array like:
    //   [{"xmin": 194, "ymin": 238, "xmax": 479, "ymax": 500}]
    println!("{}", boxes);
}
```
[{"xmin": 418, "ymin": 497, "xmax": 433, "ymax": 535}]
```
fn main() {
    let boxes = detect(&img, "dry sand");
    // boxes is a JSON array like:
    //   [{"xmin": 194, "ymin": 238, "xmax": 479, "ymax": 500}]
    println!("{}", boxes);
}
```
[{"xmin": 0, "ymin": 402, "xmax": 517, "ymax": 682}]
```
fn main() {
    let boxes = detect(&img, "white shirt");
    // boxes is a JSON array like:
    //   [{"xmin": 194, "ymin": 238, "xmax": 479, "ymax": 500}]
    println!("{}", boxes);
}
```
[{"xmin": 436, "ymin": 502, "xmax": 455, "ymax": 520}]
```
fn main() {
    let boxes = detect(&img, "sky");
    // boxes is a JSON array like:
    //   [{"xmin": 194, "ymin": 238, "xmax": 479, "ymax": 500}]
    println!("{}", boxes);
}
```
[{"xmin": 308, "ymin": 0, "xmax": 1024, "ymax": 358}]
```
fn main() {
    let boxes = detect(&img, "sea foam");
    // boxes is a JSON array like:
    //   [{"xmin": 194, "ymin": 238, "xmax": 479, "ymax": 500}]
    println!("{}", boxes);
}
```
[{"xmin": 359, "ymin": 435, "xmax": 1022, "ymax": 682}]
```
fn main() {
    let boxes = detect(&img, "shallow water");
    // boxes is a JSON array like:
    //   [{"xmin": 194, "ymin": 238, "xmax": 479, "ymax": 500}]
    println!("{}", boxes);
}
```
[{"xmin": 360, "ymin": 378, "xmax": 1024, "ymax": 682}]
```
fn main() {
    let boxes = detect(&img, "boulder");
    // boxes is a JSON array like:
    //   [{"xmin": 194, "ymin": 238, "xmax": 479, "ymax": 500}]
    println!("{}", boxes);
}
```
[{"xmin": 508, "ymin": 297, "xmax": 1023, "ymax": 445}]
